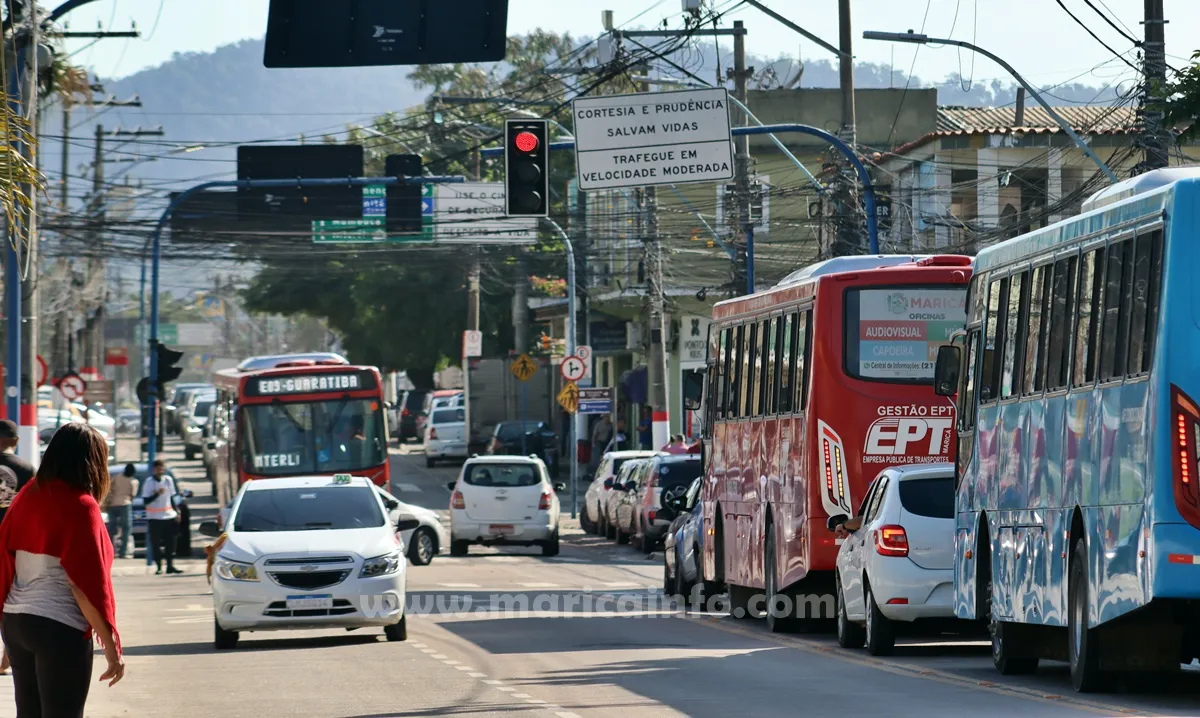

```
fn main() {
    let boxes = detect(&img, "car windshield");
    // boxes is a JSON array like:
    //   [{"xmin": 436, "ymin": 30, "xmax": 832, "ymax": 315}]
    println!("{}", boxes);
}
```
[
  {"xmin": 193, "ymin": 401, "xmax": 214, "ymax": 418},
  {"xmin": 232, "ymin": 486, "xmax": 384, "ymax": 532},
  {"xmin": 432, "ymin": 408, "xmax": 464, "ymax": 424},
  {"xmin": 403, "ymin": 392, "xmax": 427, "ymax": 411},
  {"xmin": 464, "ymin": 463, "xmax": 540, "ymax": 487},
  {"xmin": 898, "ymin": 476, "xmax": 955, "ymax": 519},
  {"xmin": 496, "ymin": 422, "xmax": 541, "ymax": 440},
  {"xmin": 655, "ymin": 460, "xmax": 703, "ymax": 490},
  {"xmin": 239, "ymin": 399, "xmax": 386, "ymax": 476}
]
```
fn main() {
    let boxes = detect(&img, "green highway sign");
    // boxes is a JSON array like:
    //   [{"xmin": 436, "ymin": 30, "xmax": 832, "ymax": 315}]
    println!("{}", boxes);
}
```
[
  {"xmin": 158, "ymin": 323, "xmax": 177, "ymax": 345},
  {"xmin": 312, "ymin": 218, "xmax": 387, "ymax": 243}
]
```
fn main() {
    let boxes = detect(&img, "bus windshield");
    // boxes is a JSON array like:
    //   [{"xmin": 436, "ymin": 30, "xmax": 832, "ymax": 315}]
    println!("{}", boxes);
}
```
[
  {"xmin": 239, "ymin": 398, "xmax": 386, "ymax": 475},
  {"xmin": 844, "ymin": 285, "xmax": 967, "ymax": 382}
]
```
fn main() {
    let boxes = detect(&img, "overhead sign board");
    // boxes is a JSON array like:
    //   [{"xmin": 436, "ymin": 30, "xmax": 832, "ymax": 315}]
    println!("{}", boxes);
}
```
[
  {"xmin": 571, "ymin": 88, "xmax": 734, "ymax": 191},
  {"xmin": 245, "ymin": 372, "xmax": 375, "ymax": 397},
  {"xmin": 578, "ymin": 387, "xmax": 613, "ymax": 415},
  {"xmin": 433, "ymin": 182, "xmax": 536, "ymax": 243}
]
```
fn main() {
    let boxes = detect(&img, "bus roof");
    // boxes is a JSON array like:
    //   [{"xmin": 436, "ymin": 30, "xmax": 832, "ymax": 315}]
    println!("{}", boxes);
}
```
[
  {"xmin": 975, "ymin": 168, "xmax": 1191, "ymax": 274},
  {"xmin": 712, "ymin": 254, "xmax": 971, "ymax": 321},
  {"xmin": 235, "ymin": 352, "xmax": 348, "ymax": 371}
]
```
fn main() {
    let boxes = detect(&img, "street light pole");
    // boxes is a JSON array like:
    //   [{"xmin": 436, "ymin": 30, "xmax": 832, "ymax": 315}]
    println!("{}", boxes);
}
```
[{"xmin": 862, "ymin": 30, "xmax": 1120, "ymax": 184}]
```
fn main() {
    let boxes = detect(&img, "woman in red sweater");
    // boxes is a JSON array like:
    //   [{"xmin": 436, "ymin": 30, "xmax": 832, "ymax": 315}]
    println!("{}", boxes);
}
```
[{"xmin": 0, "ymin": 423, "xmax": 125, "ymax": 717}]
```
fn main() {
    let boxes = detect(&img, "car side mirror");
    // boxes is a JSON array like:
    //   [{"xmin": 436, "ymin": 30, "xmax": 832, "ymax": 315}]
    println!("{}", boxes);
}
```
[
  {"xmin": 396, "ymin": 518, "xmax": 421, "ymax": 532},
  {"xmin": 664, "ymin": 495, "xmax": 685, "ymax": 511},
  {"xmin": 682, "ymin": 368, "xmax": 705, "ymax": 411},
  {"xmin": 603, "ymin": 478, "xmax": 614, "ymax": 490},
  {"xmin": 206, "ymin": 440, "xmax": 216, "ymax": 450},
  {"xmin": 624, "ymin": 481, "xmax": 637, "ymax": 492},
  {"xmin": 553, "ymin": 483, "xmax": 565, "ymax": 492},
  {"xmin": 198, "ymin": 520, "xmax": 221, "ymax": 538},
  {"xmin": 446, "ymin": 481, "xmax": 457, "ymax": 492},
  {"xmin": 826, "ymin": 514, "xmax": 849, "ymax": 532},
  {"xmin": 934, "ymin": 345, "xmax": 962, "ymax": 397},
  {"xmin": 384, "ymin": 498, "xmax": 399, "ymax": 510}
]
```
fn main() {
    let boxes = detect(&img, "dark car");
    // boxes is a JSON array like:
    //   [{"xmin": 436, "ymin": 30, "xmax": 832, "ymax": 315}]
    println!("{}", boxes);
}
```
[
  {"xmin": 395, "ymin": 389, "xmax": 430, "ymax": 442},
  {"xmin": 487, "ymin": 420, "xmax": 559, "ymax": 477},
  {"xmin": 113, "ymin": 463, "xmax": 195, "ymax": 558}
]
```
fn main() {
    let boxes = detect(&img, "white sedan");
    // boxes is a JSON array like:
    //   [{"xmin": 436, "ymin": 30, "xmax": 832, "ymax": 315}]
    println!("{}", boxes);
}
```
[
  {"xmin": 829, "ymin": 463, "xmax": 957, "ymax": 656},
  {"xmin": 200, "ymin": 474, "xmax": 420, "ymax": 650},
  {"xmin": 373, "ymin": 485, "xmax": 449, "ymax": 566}
]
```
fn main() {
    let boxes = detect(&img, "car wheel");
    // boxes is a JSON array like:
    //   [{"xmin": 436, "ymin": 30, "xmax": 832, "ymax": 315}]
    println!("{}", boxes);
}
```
[
  {"xmin": 384, "ymin": 615, "xmax": 408, "ymax": 642},
  {"xmin": 605, "ymin": 518, "xmax": 616, "ymax": 541},
  {"xmin": 1069, "ymin": 539, "xmax": 1103, "ymax": 692},
  {"xmin": 864, "ymin": 583, "xmax": 895, "ymax": 656},
  {"xmin": 214, "ymin": 617, "xmax": 238, "ymax": 650},
  {"xmin": 450, "ymin": 540, "xmax": 469, "ymax": 557},
  {"xmin": 425, "ymin": 457, "xmax": 436, "ymax": 468},
  {"xmin": 836, "ymin": 576, "xmax": 865, "ymax": 649},
  {"xmin": 615, "ymin": 526, "xmax": 629, "ymax": 545},
  {"xmin": 542, "ymin": 531, "xmax": 560, "ymax": 557},
  {"xmin": 408, "ymin": 528, "xmax": 437, "ymax": 566},
  {"xmin": 580, "ymin": 508, "xmax": 594, "ymax": 534},
  {"xmin": 765, "ymin": 529, "xmax": 796, "ymax": 633},
  {"xmin": 184, "ymin": 447, "xmax": 196, "ymax": 461}
]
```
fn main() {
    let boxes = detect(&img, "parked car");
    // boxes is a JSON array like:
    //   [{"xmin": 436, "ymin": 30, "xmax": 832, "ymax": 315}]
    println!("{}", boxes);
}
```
[
  {"xmin": 165, "ymin": 382, "xmax": 210, "ymax": 432},
  {"xmin": 417, "ymin": 390, "xmax": 462, "ymax": 438},
  {"xmin": 487, "ymin": 420, "xmax": 559, "ymax": 477},
  {"xmin": 182, "ymin": 395, "xmax": 216, "ymax": 460},
  {"xmin": 200, "ymin": 474, "xmax": 419, "ymax": 649},
  {"xmin": 662, "ymin": 476, "xmax": 706, "ymax": 604},
  {"xmin": 114, "ymin": 462, "xmax": 195, "ymax": 558},
  {"xmin": 605, "ymin": 458, "xmax": 653, "ymax": 544},
  {"xmin": 423, "ymin": 406, "xmax": 467, "ymax": 467},
  {"xmin": 632, "ymin": 454, "xmax": 704, "ymax": 554},
  {"xmin": 393, "ymin": 389, "xmax": 430, "ymax": 442},
  {"xmin": 446, "ymin": 455, "xmax": 564, "ymax": 556},
  {"xmin": 829, "ymin": 463, "xmax": 958, "ymax": 656},
  {"xmin": 581, "ymin": 450, "xmax": 661, "ymax": 535},
  {"xmin": 373, "ymin": 485, "xmax": 449, "ymax": 565}
]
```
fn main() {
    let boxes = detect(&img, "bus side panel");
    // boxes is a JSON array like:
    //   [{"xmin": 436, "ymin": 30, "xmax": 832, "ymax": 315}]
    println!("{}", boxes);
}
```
[
  {"xmin": 781, "ymin": 414, "xmax": 809, "ymax": 589},
  {"xmin": 744, "ymin": 417, "xmax": 766, "ymax": 591},
  {"xmin": 700, "ymin": 421, "xmax": 729, "ymax": 585}
]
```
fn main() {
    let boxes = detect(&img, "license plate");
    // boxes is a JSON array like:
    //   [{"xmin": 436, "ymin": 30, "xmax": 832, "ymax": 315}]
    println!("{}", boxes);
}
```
[
  {"xmin": 285, "ymin": 594, "xmax": 333, "ymax": 610},
  {"xmin": 489, "ymin": 524, "xmax": 514, "ymax": 535}
]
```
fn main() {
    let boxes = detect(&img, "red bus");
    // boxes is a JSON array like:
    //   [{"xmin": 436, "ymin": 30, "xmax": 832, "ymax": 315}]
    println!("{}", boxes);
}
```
[
  {"xmin": 210, "ymin": 357, "xmax": 390, "ymax": 509},
  {"xmin": 698, "ymin": 255, "xmax": 971, "ymax": 631}
]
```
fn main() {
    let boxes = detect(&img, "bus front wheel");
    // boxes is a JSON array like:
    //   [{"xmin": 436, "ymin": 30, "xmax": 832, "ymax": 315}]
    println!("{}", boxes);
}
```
[{"xmin": 1069, "ymin": 539, "xmax": 1104, "ymax": 692}]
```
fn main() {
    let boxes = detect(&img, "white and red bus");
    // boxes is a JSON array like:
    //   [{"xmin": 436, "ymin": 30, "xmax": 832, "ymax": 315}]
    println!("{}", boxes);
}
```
[
  {"xmin": 698, "ymin": 255, "xmax": 971, "ymax": 631},
  {"xmin": 210, "ymin": 356, "xmax": 390, "ymax": 508}
]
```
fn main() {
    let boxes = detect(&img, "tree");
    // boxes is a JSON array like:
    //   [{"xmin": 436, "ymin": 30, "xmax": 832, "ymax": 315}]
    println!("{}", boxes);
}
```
[
  {"xmin": 1163, "ymin": 51, "xmax": 1200, "ymax": 141},
  {"xmin": 242, "ymin": 32, "xmax": 595, "ymax": 384}
]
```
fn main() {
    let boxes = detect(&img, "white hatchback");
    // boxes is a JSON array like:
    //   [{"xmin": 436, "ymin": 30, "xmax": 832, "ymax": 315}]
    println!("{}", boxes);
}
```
[
  {"xmin": 582, "ymin": 450, "xmax": 661, "ymax": 534},
  {"xmin": 830, "ymin": 463, "xmax": 958, "ymax": 656},
  {"xmin": 424, "ymin": 406, "xmax": 467, "ymax": 467},
  {"xmin": 447, "ymin": 456, "xmax": 564, "ymax": 556},
  {"xmin": 200, "ymin": 474, "xmax": 420, "ymax": 650}
]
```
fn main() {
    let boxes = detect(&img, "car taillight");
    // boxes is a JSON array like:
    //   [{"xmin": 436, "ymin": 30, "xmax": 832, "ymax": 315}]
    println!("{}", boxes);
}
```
[
  {"xmin": 451, "ymin": 490, "xmax": 465, "ymax": 509},
  {"xmin": 429, "ymin": 428, "xmax": 438, "ymax": 440},
  {"xmin": 402, "ymin": 408, "xmax": 410, "ymax": 416},
  {"xmin": 875, "ymin": 525, "xmax": 908, "ymax": 557},
  {"xmin": 538, "ymin": 492, "xmax": 552, "ymax": 510},
  {"xmin": 648, "ymin": 510, "xmax": 656, "ymax": 522},
  {"xmin": 1172, "ymin": 385, "xmax": 1200, "ymax": 529}
]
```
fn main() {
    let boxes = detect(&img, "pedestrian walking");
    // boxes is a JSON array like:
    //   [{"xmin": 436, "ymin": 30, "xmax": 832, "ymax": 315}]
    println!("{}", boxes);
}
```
[
  {"xmin": 0, "ymin": 422, "xmax": 125, "ymax": 717},
  {"xmin": 0, "ymin": 420, "xmax": 35, "ymax": 495},
  {"xmin": 0, "ymin": 465, "xmax": 18, "ymax": 676},
  {"xmin": 105, "ymin": 465, "xmax": 139, "ymax": 560},
  {"xmin": 589, "ymin": 415, "xmax": 613, "ymax": 472},
  {"xmin": 142, "ymin": 460, "xmax": 183, "ymax": 575},
  {"xmin": 661, "ymin": 434, "xmax": 689, "ymax": 455}
]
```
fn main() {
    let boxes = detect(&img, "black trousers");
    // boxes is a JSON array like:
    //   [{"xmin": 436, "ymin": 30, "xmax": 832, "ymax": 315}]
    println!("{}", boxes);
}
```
[
  {"xmin": 148, "ymin": 517, "xmax": 178, "ymax": 570},
  {"xmin": 2, "ymin": 612, "xmax": 93, "ymax": 718}
]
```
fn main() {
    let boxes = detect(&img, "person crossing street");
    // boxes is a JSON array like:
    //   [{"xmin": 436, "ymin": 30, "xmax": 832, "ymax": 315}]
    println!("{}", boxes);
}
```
[
  {"xmin": 141, "ymin": 461, "xmax": 182, "ymax": 575},
  {"xmin": 105, "ymin": 465, "xmax": 139, "ymax": 560}
]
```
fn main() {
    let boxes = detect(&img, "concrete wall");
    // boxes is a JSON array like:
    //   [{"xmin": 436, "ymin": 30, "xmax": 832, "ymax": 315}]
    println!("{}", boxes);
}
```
[{"xmin": 744, "ymin": 88, "xmax": 938, "ymax": 151}]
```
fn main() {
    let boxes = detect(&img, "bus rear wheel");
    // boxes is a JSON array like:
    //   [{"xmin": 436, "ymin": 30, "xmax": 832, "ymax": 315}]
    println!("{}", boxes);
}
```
[{"xmin": 1069, "ymin": 539, "xmax": 1104, "ymax": 692}]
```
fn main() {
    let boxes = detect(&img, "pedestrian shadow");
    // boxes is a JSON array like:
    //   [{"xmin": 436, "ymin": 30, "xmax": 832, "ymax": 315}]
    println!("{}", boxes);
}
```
[{"xmin": 120, "ymin": 633, "xmax": 382, "ymax": 656}]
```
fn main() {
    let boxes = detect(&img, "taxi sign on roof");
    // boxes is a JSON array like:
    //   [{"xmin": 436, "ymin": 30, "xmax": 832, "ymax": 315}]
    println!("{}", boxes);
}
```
[{"xmin": 333, "ymin": 474, "xmax": 353, "ymax": 484}]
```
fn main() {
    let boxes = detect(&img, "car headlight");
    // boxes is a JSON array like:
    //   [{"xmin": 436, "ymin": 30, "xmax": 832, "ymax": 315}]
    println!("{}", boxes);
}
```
[
  {"xmin": 214, "ymin": 558, "xmax": 258, "ymax": 582},
  {"xmin": 360, "ymin": 551, "xmax": 403, "ymax": 578}
]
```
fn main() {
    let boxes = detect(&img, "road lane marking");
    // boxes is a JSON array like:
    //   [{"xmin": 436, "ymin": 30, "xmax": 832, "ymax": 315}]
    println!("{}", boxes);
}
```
[
  {"xmin": 430, "ymin": 654, "xmax": 448, "ymax": 660},
  {"xmin": 495, "ymin": 686, "xmax": 517, "ymax": 692},
  {"xmin": 511, "ymin": 693, "xmax": 532, "ymax": 699},
  {"xmin": 525, "ymin": 699, "xmax": 547, "ymax": 704},
  {"xmin": 517, "ymin": 582, "xmax": 559, "ymax": 588},
  {"xmin": 392, "ymin": 483, "xmax": 422, "ymax": 492},
  {"xmin": 468, "ymin": 672, "xmax": 487, "ymax": 678},
  {"xmin": 164, "ymin": 604, "xmax": 210, "ymax": 612},
  {"xmin": 556, "ymin": 713, "xmax": 582, "ymax": 718},
  {"xmin": 439, "ymin": 583, "xmax": 481, "ymax": 588},
  {"xmin": 441, "ymin": 660, "xmax": 460, "ymax": 665},
  {"xmin": 483, "ymin": 680, "xmax": 503, "ymax": 685},
  {"xmin": 688, "ymin": 615, "xmax": 1152, "ymax": 716},
  {"xmin": 454, "ymin": 666, "xmax": 473, "ymax": 671}
]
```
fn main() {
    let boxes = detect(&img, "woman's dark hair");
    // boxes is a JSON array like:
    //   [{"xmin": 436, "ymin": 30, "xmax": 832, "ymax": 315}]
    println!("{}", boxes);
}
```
[{"xmin": 36, "ymin": 423, "xmax": 111, "ymax": 502}]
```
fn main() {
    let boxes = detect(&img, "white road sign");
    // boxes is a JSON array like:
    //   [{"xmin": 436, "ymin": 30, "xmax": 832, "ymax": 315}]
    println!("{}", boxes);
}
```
[
  {"xmin": 575, "ymin": 345, "xmax": 593, "ymax": 385},
  {"xmin": 560, "ymin": 355, "xmax": 586, "ymax": 383},
  {"xmin": 462, "ymin": 330, "xmax": 483, "ymax": 358},
  {"xmin": 59, "ymin": 374, "xmax": 86, "ymax": 401},
  {"xmin": 571, "ymin": 88, "xmax": 734, "ymax": 191},
  {"xmin": 434, "ymin": 182, "xmax": 537, "ymax": 243}
]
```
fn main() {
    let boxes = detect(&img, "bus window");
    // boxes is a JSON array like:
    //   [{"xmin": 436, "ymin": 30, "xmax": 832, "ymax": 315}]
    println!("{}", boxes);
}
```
[
  {"xmin": 795, "ymin": 311, "xmax": 810, "ymax": 412},
  {"xmin": 1128, "ymin": 229, "xmax": 1162, "ymax": 375},
  {"xmin": 1100, "ymin": 239, "xmax": 1132, "ymax": 381},
  {"xmin": 1046, "ymin": 255, "xmax": 1078, "ymax": 390},
  {"xmin": 766, "ymin": 318, "xmax": 780, "ymax": 415},
  {"xmin": 745, "ymin": 323, "xmax": 759, "ymax": 417},
  {"xmin": 729, "ymin": 325, "xmax": 744, "ymax": 418},
  {"xmin": 778, "ymin": 314, "xmax": 795, "ymax": 414},
  {"xmin": 740, "ymin": 323, "xmax": 754, "ymax": 418},
  {"xmin": 1023, "ymin": 265, "xmax": 1049, "ymax": 394},
  {"xmin": 1073, "ymin": 248, "xmax": 1104, "ymax": 387},
  {"xmin": 1001, "ymin": 271, "xmax": 1027, "ymax": 398},
  {"xmin": 755, "ymin": 320, "xmax": 770, "ymax": 416},
  {"xmin": 720, "ymin": 327, "xmax": 734, "ymax": 418},
  {"xmin": 961, "ymin": 329, "xmax": 980, "ymax": 431},
  {"xmin": 980, "ymin": 279, "xmax": 1003, "ymax": 402}
]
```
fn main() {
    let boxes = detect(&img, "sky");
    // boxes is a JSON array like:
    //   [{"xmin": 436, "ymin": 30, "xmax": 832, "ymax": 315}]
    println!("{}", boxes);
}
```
[{"xmin": 55, "ymin": 0, "xmax": 1199, "ymax": 90}]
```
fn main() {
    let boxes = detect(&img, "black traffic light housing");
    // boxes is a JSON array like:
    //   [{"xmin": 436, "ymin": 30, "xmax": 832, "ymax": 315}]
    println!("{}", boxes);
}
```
[
  {"xmin": 155, "ymin": 342, "xmax": 184, "ymax": 386},
  {"xmin": 386, "ymin": 154, "xmax": 423, "ymax": 234},
  {"xmin": 504, "ymin": 119, "xmax": 549, "ymax": 217}
]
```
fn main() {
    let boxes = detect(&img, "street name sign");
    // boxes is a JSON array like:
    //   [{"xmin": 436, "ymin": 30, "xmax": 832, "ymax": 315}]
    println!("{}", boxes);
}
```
[
  {"xmin": 571, "ymin": 88, "xmax": 734, "ymax": 191},
  {"xmin": 578, "ymin": 387, "xmax": 613, "ymax": 415}
]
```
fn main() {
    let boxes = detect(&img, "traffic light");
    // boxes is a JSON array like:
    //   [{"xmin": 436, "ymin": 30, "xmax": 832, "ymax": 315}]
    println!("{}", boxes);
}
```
[
  {"xmin": 386, "ymin": 153, "xmax": 423, "ymax": 234},
  {"xmin": 154, "ymin": 342, "xmax": 184, "ymax": 386},
  {"xmin": 540, "ymin": 334, "xmax": 551, "ymax": 351},
  {"xmin": 505, "ymin": 120, "xmax": 549, "ymax": 217}
]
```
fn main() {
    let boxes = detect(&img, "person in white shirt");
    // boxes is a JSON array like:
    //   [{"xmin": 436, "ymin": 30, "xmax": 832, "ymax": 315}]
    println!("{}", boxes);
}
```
[{"xmin": 140, "ymin": 461, "xmax": 182, "ymax": 575}]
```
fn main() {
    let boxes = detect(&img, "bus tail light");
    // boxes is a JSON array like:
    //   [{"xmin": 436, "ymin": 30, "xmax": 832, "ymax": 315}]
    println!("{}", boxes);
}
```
[
  {"xmin": 1171, "ymin": 385, "xmax": 1200, "ymax": 529},
  {"xmin": 538, "ymin": 492, "xmax": 552, "ymax": 510},
  {"xmin": 817, "ymin": 420, "xmax": 851, "ymax": 517},
  {"xmin": 875, "ymin": 525, "xmax": 909, "ymax": 557},
  {"xmin": 451, "ymin": 491, "xmax": 465, "ymax": 509}
]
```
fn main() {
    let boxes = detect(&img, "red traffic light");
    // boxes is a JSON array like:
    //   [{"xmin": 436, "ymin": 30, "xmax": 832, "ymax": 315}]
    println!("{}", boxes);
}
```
[{"xmin": 514, "ymin": 131, "xmax": 539, "ymax": 153}]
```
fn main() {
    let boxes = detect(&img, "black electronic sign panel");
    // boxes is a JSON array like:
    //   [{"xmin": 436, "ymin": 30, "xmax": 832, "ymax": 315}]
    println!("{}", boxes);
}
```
[
  {"xmin": 264, "ymin": 0, "xmax": 509, "ymax": 68},
  {"xmin": 244, "ymin": 371, "xmax": 377, "ymax": 398},
  {"xmin": 237, "ymin": 145, "xmax": 364, "ymax": 230}
]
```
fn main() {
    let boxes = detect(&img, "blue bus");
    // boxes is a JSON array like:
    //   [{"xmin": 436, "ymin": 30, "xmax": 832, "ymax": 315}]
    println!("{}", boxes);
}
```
[{"xmin": 932, "ymin": 168, "xmax": 1200, "ymax": 692}]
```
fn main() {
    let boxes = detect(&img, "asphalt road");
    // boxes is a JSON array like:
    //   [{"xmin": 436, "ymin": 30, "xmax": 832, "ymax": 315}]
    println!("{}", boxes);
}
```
[{"xmin": 5, "ymin": 438, "xmax": 1200, "ymax": 717}]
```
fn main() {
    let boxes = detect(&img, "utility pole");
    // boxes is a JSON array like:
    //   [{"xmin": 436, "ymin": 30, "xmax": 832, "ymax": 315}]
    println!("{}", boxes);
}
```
[
  {"xmin": 513, "ymin": 253, "xmax": 528, "ymax": 353},
  {"xmin": 838, "ymin": 0, "xmax": 857, "ymax": 146},
  {"xmin": 729, "ymin": 20, "xmax": 753, "ymax": 294},
  {"xmin": 833, "ymin": 0, "xmax": 862, "ymax": 257},
  {"xmin": 1142, "ymin": 0, "xmax": 1169, "ymax": 172}
]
